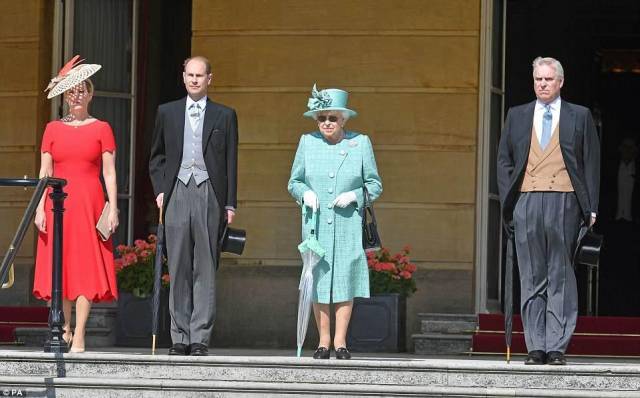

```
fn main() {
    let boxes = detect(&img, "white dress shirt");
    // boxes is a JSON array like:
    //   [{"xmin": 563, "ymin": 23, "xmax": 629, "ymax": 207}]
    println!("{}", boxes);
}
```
[
  {"xmin": 533, "ymin": 96, "xmax": 561, "ymax": 143},
  {"xmin": 186, "ymin": 96, "xmax": 207, "ymax": 131}
]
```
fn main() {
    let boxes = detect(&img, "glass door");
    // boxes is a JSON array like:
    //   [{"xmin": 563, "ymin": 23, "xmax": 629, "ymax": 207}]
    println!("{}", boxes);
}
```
[
  {"xmin": 476, "ymin": 0, "xmax": 506, "ymax": 313},
  {"xmin": 51, "ymin": 0, "xmax": 139, "ymax": 245}
]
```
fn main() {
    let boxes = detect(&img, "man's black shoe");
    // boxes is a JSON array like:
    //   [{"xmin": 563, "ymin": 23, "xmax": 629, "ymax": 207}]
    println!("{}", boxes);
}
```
[
  {"xmin": 190, "ymin": 343, "xmax": 209, "ymax": 356},
  {"xmin": 312, "ymin": 347, "xmax": 330, "ymax": 359},
  {"xmin": 546, "ymin": 351, "xmax": 566, "ymax": 365},
  {"xmin": 524, "ymin": 350, "xmax": 546, "ymax": 365},
  {"xmin": 168, "ymin": 343, "xmax": 189, "ymax": 356}
]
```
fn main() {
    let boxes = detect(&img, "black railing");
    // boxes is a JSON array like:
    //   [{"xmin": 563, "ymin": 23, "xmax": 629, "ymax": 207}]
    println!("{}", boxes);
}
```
[{"xmin": 0, "ymin": 177, "xmax": 68, "ymax": 353}]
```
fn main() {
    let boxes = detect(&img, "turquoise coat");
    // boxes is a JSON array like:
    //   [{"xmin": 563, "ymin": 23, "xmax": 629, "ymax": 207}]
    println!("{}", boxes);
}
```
[{"xmin": 288, "ymin": 131, "xmax": 383, "ymax": 303}]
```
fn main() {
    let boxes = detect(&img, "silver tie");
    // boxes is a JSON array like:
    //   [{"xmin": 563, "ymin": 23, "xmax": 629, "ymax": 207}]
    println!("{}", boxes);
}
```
[{"xmin": 190, "ymin": 103, "xmax": 202, "ymax": 120}]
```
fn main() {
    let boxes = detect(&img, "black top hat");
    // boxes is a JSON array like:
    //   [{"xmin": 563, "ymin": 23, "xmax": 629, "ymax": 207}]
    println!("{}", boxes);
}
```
[
  {"xmin": 573, "ymin": 226, "xmax": 603, "ymax": 268},
  {"xmin": 219, "ymin": 224, "xmax": 246, "ymax": 255}
]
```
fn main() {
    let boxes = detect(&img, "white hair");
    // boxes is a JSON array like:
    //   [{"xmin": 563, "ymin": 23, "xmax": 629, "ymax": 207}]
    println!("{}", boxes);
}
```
[{"xmin": 532, "ymin": 57, "xmax": 564, "ymax": 81}]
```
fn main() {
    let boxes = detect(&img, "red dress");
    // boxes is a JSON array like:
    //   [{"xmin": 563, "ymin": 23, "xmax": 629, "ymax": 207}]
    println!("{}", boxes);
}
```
[{"xmin": 33, "ymin": 120, "xmax": 118, "ymax": 302}]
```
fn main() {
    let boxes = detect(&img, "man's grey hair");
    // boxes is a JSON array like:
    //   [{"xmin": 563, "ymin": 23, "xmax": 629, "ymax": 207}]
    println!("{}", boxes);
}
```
[{"xmin": 532, "ymin": 57, "xmax": 564, "ymax": 81}]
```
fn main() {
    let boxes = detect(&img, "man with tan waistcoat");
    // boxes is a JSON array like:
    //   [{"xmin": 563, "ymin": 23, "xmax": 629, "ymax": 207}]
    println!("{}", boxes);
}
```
[{"xmin": 497, "ymin": 57, "xmax": 600, "ymax": 365}]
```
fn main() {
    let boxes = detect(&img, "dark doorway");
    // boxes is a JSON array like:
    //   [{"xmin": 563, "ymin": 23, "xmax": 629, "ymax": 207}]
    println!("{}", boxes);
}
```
[
  {"xmin": 595, "ymin": 63, "xmax": 640, "ymax": 316},
  {"xmin": 505, "ymin": 0, "xmax": 640, "ymax": 316},
  {"xmin": 134, "ymin": 0, "xmax": 192, "ymax": 239}
]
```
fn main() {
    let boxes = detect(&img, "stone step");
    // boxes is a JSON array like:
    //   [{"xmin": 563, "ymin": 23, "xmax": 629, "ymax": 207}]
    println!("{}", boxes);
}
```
[
  {"xmin": 10, "ymin": 305, "xmax": 118, "ymax": 348},
  {"xmin": 412, "ymin": 333, "xmax": 473, "ymax": 355},
  {"xmin": 417, "ymin": 313, "xmax": 477, "ymax": 323},
  {"xmin": 82, "ymin": 306, "xmax": 117, "ymax": 329},
  {"xmin": 2, "ymin": 375, "xmax": 640, "ymax": 397},
  {"xmin": 2, "ymin": 350, "xmax": 640, "ymax": 397},
  {"xmin": 14, "ymin": 326, "xmax": 114, "ymax": 348},
  {"xmin": 420, "ymin": 319, "xmax": 477, "ymax": 334}
]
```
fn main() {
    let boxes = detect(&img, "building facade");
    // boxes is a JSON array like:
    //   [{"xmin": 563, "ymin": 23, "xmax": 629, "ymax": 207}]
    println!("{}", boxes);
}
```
[{"xmin": 0, "ymin": 0, "xmax": 505, "ymax": 349}]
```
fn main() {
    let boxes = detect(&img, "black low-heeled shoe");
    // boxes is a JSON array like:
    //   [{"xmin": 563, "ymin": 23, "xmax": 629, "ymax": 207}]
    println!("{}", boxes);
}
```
[
  {"xmin": 524, "ymin": 350, "xmax": 546, "ymax": 365},
  {"xmin": 312, "ymin": 347, "xmax": 330, "ymax": 359},
  {"xmin": 168, "ymin": 343, "xmax": 189, "ymax": 356},
  {"xmin": 335, "ymin": 347, "xmax": 351, "ymax": 360},
  {"xmin": 546, "ymin": 351, "xmax": 566, "ymax": 365},
  {"xmin": 190, "ymin": 343, "xmax": 208, "ymax": 356}
]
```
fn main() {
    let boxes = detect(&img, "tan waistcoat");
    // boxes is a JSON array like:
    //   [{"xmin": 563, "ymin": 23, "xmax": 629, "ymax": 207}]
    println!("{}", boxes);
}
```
[{"xmin": 520, "ymin": 125, "xmax": 574, "ymax": 192}]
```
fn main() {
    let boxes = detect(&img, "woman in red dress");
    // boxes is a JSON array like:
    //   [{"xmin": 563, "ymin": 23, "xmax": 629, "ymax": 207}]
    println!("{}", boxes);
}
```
[{"xmin": 33, "ymin": 57, "xmax": 119, "ymax": 353}]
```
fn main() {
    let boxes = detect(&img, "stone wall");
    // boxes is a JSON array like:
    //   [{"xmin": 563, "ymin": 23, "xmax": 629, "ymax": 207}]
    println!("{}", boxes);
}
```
[
  {"xmin": 0, "ymin": 1, "xmax": 482, "ymax": 350},
  {"xmin": 194, "ymin": 0, "xmax": 482, "ymax": 349},
  {"xmin": 0, "ymin": 0, "xmax": 52, "ymax": 305}
]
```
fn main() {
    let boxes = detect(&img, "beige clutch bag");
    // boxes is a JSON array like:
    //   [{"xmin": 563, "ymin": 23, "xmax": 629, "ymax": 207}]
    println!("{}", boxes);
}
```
[{"xmin": 96, "ymin": 202, "xmax": 112, "ymax": 241}]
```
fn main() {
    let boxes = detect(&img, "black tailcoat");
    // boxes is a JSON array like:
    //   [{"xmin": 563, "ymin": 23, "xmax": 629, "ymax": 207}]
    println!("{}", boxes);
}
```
[
  {"xmin": 149, "ymin": 96, "xmax": 238, "ymax": 216},
  {"xmin": 149, "ymin": 96, "xmax": 238, "ymax": 265}
]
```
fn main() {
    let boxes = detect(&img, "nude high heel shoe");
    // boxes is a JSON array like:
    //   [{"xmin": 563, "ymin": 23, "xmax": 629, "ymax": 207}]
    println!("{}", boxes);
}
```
[
  {"xmin": 63, "ymin": 331, "xmax": 73, "ymax": 349},
  {"xmin": 69, "ymin": 331, "xmax": 85, "ymax": 353}
]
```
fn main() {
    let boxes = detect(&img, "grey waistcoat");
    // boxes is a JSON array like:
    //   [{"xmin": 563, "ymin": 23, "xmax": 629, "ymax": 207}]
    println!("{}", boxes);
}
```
[{"xmin": 177, "ymin": 112, "xmax": 209, "ymax": 185}]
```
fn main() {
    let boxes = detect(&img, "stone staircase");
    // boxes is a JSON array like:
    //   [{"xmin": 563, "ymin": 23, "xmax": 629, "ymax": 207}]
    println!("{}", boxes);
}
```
[
  {"xmin": 14, "ymin": 306, "xmax": 117, "ymax": 348},
  {"xmin": 412, "ymin": 313, "xmax": 476, "ymax": 355},
  {"xmin": 2, "ymin": 350, "xmax": 640, "ymax": 397}
]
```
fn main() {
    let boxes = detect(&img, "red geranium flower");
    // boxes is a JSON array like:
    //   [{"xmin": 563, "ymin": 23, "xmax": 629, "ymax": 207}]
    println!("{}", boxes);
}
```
[
  {"xmin": 115, "ymin": 234, "xmax": 168, "ymax": 298},
  {"xmin": 367, "ymin": 245, "xmax": 417, "ymax": 298}
]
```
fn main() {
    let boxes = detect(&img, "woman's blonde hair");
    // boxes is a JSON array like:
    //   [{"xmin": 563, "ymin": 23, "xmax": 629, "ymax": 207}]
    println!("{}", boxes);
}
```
[{"xmin": 85, "ymin": 78, "xmax": 94, "ymax": 94}]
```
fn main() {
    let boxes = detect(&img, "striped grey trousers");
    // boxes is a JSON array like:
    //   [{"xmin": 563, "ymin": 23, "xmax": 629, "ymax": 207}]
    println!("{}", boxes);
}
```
[
  {"xmin": 513, "ymin": 191, "xmax": 581, "ymax": 353},
  {"xmin": 165, "ymin": 177, "xmax": 220, "ymax": 346}
]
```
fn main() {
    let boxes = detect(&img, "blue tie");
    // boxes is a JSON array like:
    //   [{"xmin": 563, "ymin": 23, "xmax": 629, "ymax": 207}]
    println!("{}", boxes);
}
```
[{"xmin": 540, "ymin": 105, "xmax": 552, "ymax": 150}]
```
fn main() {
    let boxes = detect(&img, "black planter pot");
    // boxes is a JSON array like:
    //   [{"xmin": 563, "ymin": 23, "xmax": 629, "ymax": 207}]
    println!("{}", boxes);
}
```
[
  {"xmin": 347, "ymin": 293, "xmax": 407, "ymax": 352},
  {"xmin": 115, "ymin": 289, "xmax": 171, "ymax": 347}
]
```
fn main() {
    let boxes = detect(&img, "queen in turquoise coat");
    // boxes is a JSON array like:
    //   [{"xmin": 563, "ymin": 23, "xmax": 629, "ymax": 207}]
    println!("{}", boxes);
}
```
[{"xmin": 288, "ymin": 85, "xmax": 382, "ymax": 359}]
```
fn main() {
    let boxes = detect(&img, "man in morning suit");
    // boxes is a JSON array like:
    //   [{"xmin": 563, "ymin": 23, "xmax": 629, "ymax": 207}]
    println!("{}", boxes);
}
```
[
  {"xmin": 497, "ymin": 57, "xmax": 600, "ymax": 365},
  {"xmin": 149, "ymin": 56, "xmax": 238, "ymax": 356}
]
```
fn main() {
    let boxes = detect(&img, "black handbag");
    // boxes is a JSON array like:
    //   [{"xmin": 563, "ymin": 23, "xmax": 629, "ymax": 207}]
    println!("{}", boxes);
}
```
[{"xmin": 362, "ymin": 187, "xmax": 382, "ymax": 253}]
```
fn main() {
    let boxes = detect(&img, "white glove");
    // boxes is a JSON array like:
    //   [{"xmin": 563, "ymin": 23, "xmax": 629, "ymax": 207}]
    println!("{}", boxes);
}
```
[
  {"xmin": 332, "ymin": 191, "xmax": 357, "ymax": 208},
  {"xmin": 303, "ymin": 190, "xmax": 319, "ymax": 211}
]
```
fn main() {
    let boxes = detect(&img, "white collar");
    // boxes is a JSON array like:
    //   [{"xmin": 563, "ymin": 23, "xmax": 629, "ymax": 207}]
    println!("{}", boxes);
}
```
[
  {"xmin": 186, "ymin": 96, "xmax": 207, "ymax": 109},
  {"xmin": 536, "ymin": 96, "xmax": 561, "ymax": 111}
]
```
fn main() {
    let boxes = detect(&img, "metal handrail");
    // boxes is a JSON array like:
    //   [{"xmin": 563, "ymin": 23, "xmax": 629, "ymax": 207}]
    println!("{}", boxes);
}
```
[
  {"xmin": 1, "ymin": 178, "xmax": 51, "ymax": 286},
  {"xmin": 0, "ymin": 177, "xmax": 68, "ymax": 353}
]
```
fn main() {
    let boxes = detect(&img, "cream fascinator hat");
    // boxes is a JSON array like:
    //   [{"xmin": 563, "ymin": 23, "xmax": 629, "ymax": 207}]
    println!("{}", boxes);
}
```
[{"xmin": 45, "ymin": 55, "xmax": 102, "ymax": 99}]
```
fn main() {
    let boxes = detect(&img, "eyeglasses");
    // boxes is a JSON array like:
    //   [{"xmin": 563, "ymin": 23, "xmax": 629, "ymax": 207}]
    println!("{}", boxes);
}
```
[{"xmin": 316, "ymin": 115, "xmax": 339, "ymax": 123}]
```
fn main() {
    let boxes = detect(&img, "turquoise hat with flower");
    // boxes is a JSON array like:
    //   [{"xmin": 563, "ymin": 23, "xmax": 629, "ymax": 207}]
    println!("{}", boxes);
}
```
[{"xmin": 303, "ymin": 84, "xmax": 357, "ymax": 119}]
